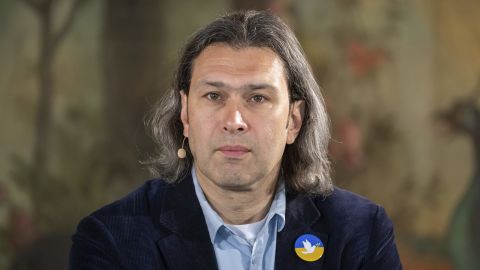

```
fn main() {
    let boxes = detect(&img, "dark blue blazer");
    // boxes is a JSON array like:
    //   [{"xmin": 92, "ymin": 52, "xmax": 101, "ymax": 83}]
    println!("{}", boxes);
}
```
[{"xmin": 70, "ymin": 174, "xmax": 402, "ymax": 269}]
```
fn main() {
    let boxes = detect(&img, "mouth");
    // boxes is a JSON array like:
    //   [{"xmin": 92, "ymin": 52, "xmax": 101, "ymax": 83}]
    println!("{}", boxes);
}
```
[{"xmin": 217, "ymin": 145, "xmax": 251, "ymax": 158}]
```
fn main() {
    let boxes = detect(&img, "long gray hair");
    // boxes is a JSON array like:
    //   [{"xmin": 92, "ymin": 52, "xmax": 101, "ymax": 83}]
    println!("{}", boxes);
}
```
[{"xmin": 146, "ymin": 10, "xmax": 332, "ymax": 195}]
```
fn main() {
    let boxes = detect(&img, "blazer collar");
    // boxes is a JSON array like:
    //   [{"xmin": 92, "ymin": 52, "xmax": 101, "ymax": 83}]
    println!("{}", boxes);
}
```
[
  {"xmin": 275, "ymin": 192, "xmax": 329, "ymax": 270},
  {"xmin": 152, "ymin": 174, "xmax": 219, "ymax": 270}
]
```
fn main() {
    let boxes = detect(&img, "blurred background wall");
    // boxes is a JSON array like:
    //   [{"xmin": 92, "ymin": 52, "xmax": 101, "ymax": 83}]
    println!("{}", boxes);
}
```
[{"xmin": 1, "ymin": 0, "xmax": 479, "ymax": 269}]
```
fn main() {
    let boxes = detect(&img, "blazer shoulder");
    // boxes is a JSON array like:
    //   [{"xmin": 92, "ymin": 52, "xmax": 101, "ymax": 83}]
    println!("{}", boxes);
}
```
[
  {"xmin": 311, "ymin": 187, "xmax": 401, "ymax": 269},
  {"xmin": 90, "ymin": 178, "xmax": 171, "ymax": 218},
  {"xmin": 318, "ymin": 187, "xmax": 381, "ymax": 219},
  {"xmin": 70, "ymin": 179, "xmax": 173, "ymax": 269},
  {"xmin": 312, "ymin": 187, "xmax": 393, "ymax": 239}
]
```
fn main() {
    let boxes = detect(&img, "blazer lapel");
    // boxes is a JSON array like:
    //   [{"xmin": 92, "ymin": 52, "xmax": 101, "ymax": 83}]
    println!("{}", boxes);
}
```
[
  {"xmin": 151, "ymin": 175, "xmax": 218, "ymax": 270},
  {"xmin": 275, "ymin": 193, "xmax": 329, "ymax": 270}
]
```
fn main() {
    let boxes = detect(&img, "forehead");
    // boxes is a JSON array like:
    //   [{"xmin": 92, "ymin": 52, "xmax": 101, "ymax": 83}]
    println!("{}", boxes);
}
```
[{"xmin": 190, "ymin": 43, "xmax": 287, "ymax": 88}]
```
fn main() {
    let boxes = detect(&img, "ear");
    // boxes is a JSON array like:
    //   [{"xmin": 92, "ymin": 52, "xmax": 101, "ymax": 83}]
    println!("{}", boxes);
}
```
[
  {"xmin": 180, "ymin": 90, "xmax": 189, "ymax": 137},
  {"xmin": 286, "ymin": 100, "xmax": 304, "ymax": 144}
]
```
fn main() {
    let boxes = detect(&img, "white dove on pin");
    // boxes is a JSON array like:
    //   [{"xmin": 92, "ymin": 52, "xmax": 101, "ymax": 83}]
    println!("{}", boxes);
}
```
[{"xmin": 301, "ymin": 239, "xmax": 320, "ymax": 254}]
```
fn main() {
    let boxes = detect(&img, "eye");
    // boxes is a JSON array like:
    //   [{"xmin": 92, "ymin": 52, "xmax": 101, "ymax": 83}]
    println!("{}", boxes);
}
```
[
  {"xmin": 249, "ymin": 95, "xmax": 266, "ymax": 103},
  {"xmin": 205, "ymin": 92, "xmax": 221, "ymax": 101}
]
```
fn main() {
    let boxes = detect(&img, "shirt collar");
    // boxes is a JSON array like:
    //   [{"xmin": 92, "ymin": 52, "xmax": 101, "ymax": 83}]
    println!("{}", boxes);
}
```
[{"xmin": 192, "ymin": 166, "xmax": 286, "ymax": 244}]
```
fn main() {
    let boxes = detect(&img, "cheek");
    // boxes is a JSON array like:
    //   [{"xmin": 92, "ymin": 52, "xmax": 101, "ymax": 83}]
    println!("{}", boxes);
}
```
[
  {"xmin": 259, "ymin": 119, "xmax": 289, "ymax": 151},
  {"xmin": 188, "ymin": 113, "xmax": 217, "ymax": 151}
]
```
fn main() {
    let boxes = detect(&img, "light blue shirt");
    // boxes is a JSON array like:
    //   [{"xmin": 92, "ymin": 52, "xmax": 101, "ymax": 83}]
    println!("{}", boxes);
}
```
[{"xmin": 192, "ymin": 167, "xmax": 286, "ymax": 270}]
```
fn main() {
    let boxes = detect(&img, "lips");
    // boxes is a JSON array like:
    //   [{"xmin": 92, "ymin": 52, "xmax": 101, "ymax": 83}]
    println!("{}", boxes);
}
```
[{"xmin": 217, "ymin": 145, "xmax": 250, "ymax": 158}]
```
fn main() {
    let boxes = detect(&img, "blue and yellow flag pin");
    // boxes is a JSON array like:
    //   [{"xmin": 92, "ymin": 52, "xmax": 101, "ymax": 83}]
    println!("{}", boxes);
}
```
[{"xmin": 294, "ymin": 234, "xmax": 324, "ymax": 262}]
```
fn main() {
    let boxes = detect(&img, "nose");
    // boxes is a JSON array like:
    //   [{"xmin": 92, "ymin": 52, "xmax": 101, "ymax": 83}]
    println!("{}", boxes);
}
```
[{"xmin": 223, "ymin": 105, "xmax": 248, "ymax": 134}]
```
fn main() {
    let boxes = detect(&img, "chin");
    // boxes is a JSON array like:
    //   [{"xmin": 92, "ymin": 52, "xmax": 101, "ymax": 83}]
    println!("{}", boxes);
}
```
[
  {"xmin": 213, "ymin": 173, "xmax": 261, "ymax": 191},
  {"xmin": 217, "ymin": 181, "xmax": 256, "ymax": 192}
]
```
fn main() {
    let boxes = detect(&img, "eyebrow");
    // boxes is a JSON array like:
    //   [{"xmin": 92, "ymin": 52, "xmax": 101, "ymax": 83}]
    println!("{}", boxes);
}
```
[{"xmin": 202, "ymin": 81, "xmax": 278, "ymax": 91}]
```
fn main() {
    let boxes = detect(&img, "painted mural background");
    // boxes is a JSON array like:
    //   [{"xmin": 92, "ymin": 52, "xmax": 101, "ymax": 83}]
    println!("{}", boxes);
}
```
[{"xmin": 0, "ymin": 0, "xmax": 479, "ymax": 269}]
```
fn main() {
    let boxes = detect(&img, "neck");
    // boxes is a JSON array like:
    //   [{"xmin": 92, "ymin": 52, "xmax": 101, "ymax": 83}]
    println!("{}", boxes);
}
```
[{"xmin": 195, "ymin": 167, "xmax": 280, "ymax": 225}]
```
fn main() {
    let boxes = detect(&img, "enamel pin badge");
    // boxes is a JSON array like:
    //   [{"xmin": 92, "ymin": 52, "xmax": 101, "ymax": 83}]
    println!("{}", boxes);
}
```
[{"xmin": 294, "ymin": 234, "xmax": 324, "ymax": 262}]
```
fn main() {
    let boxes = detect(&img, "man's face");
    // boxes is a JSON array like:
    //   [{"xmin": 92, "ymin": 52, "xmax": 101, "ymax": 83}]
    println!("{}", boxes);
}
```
[{"xmin": 180, "ymin": 43, "xmax": 303, "ymax": 191}]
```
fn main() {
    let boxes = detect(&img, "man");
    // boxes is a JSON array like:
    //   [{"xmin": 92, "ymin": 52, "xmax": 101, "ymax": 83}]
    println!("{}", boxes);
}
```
[{"xmin": 70, "ymin": 10, "xmax": 402, "ymax": 269}]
